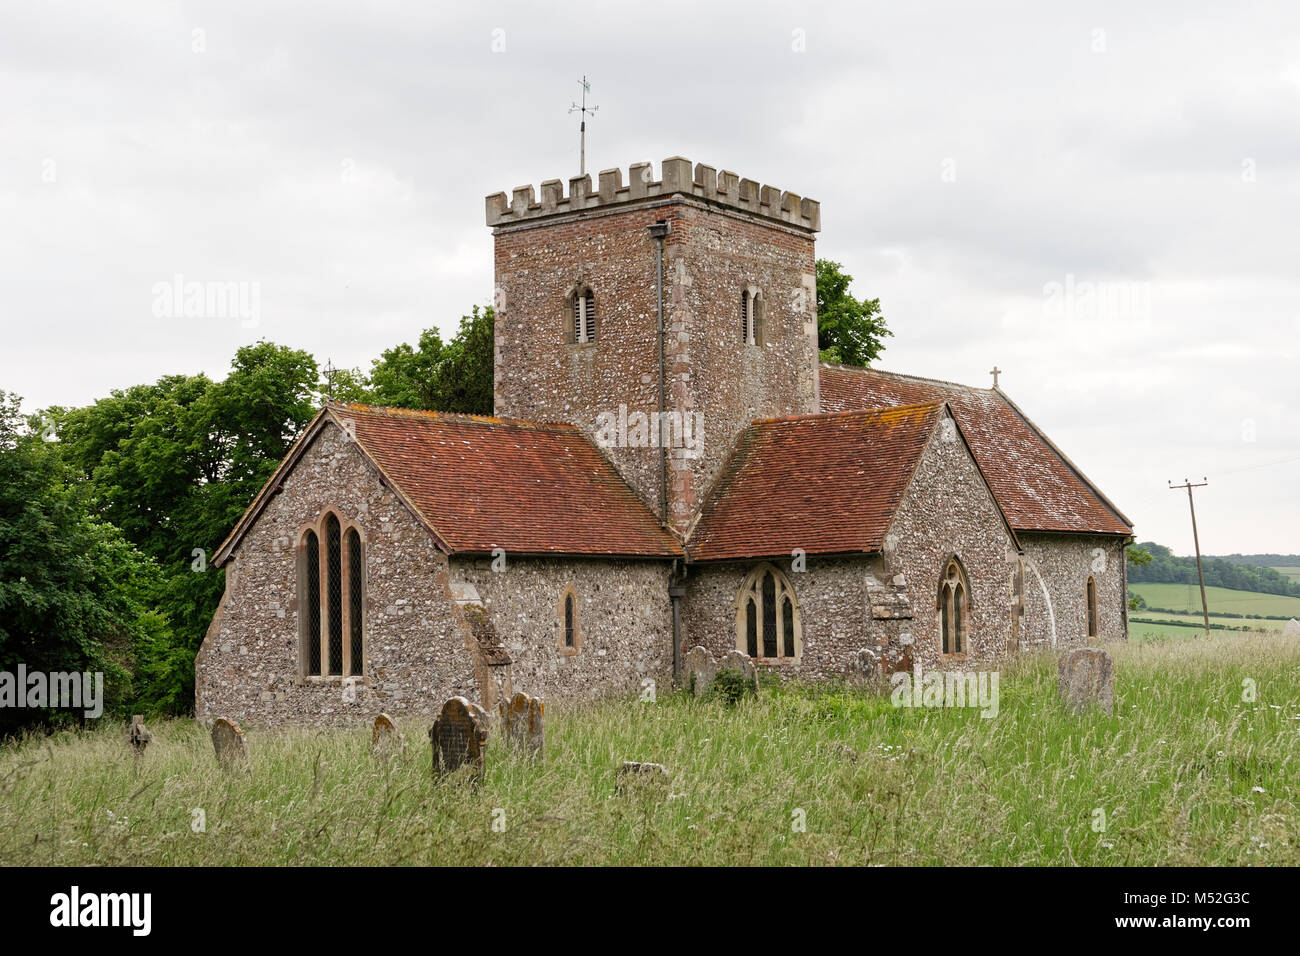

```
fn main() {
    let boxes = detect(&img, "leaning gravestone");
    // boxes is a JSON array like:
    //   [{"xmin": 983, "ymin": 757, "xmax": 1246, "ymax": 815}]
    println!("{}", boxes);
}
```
[
  {"xmin": 126, "ymin": 714, "xmax": 152, "ymax": 756},
  {"xmin": 498, "ymin": 692, "xmax": 544, "ymax": 757},
  {"xmin": 683, "ymin": 645, "xmax": 719, "ymax": 697},
  {"xmin": 211, "ymin": 717, "xmax": 250, "ymax": 770},
  {"xmin": 429, "ymin": 697, "xmax": 488, "ymax": 780},
  {"xmin": 1057, "ymin": 648, "xmax": 1115, "ymax": 715},
  {"xmin": 1284, "ymin": 619, "xmax": 1300, "ymax": 638},
  {"xmin": 371, "ymin": 712, "xmax": 404, "ymax": 757}
]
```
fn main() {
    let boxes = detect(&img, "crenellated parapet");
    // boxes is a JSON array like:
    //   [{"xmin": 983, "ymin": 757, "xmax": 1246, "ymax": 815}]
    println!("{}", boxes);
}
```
[{"xmin": 486, "ymin": 156, "xmax": 820, "ymax": 232}]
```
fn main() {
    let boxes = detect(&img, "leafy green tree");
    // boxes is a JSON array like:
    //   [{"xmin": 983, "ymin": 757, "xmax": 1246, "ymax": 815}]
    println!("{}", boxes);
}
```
[
  {"xmin": 0, "ymin": 390, "xmax": 168, "ymax": 728},
  {"xmin": 51, "ymin": 342, "xmax": 321, "ymax": 714},
  {"xmin": 369, "ymin": 306, "xmax": 494, "ymax": 415},
  {"xmin": 815, "ymin": 259, "xmax": 891, "ymax": 367}
]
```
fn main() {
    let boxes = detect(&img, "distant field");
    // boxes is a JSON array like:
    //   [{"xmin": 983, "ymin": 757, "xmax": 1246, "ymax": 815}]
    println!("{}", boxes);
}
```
[
  {"xmin": 1130, "ymin": 609, "xmax": 1285, "ymax": 633},
  {"xmin": 1130, "ymin": 582, "xmax": 1300, "ymax": 620},
  {"xmin": 1272, "ymin": 567, "xmax": 1300, "ymax": 584}
]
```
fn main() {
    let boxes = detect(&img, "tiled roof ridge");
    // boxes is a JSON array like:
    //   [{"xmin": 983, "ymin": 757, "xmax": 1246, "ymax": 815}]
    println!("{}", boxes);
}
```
[
  {"xmin": 819, "ymin": 361, "xmax": 993, "ymax": 394},
  {"xmin": 751, "ymin": 399, "xmax": 946, "ymax": 426},
  {"xmin": 330, "ymin": 402, "xmax": 578, "ymax": 432}
]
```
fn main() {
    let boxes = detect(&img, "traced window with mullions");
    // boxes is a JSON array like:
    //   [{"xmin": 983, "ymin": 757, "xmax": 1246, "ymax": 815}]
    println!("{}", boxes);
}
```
[
  {"xmin": 938, "ymin": 557, "xmax": 970, "ymax": 656},
  {"xmin": 736, "ymin": 563, "xmax": 801, "ymax": 661},
  {"xmin": 299, "ymin": 511, "xmax": 365, "ymax": 678}
]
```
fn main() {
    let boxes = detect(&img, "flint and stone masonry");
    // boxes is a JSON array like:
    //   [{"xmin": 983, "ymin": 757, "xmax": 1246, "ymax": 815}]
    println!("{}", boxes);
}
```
[{"xmin": 196, "ymin": 154, "xmax": 1133, "ymax": 726}]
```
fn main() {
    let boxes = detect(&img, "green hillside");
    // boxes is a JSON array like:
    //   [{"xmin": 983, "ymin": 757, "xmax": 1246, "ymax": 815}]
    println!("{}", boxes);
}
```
[{"xmin": 1129, "ymin": 582, "xmax": 1300, "ymax": 619}]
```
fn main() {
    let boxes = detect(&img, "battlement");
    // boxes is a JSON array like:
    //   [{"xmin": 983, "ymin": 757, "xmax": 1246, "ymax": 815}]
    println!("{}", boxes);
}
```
[{"xmin": 485, "ymin": 156, "xmax": 820, "ymax": 232}]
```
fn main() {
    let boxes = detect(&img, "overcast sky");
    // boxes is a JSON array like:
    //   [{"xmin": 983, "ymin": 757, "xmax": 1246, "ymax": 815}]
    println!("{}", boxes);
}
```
[{"xmin": 2, "ymin": 1, "xmax": 1297, "ymax": 555}]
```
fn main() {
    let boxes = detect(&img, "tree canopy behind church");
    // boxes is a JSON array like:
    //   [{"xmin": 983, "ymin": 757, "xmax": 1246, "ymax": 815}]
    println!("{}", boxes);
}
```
[{"xmin": 815, "ymin": 259, "xmax": 891, "ymax": 367}]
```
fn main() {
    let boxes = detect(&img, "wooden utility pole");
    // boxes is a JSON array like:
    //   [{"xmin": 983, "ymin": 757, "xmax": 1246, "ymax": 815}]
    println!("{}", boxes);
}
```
[{"xmin": 1169, "ymin": 478, "xmax": 1211, "ymax": 637}]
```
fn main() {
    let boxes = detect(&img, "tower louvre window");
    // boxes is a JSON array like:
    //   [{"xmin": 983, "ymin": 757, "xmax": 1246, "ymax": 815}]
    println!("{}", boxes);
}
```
[
  {"xmin": 572, "ymin": 290, "xmax": 596, "ymax": 343},
  {"xmin": 741, "ymin": 287, "xmax": 762, "ymax": 345}
]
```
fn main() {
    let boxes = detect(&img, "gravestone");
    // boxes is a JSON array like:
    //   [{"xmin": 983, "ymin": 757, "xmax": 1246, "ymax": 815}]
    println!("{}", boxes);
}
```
[
  {"xmin": 1057, "ymin": 648, "xmax": 1115, "ymax": 715},
  {"xmin": 498, "ymin": 692, "xmax": 545, "ymax": 757},
  {"xmin": 126, "ymin": 714, "xmax": 152, "ymax": 756},
  {"xmin": 211, "ymin": 717, "xmax": 249, "ymax": 770},
  {"xmin": 429, "ymin": 697, "xmax": 488, "ymax": 780},
  {"xmin": 1284, "ymin": 619, "xmax": 1300, "ymax": 638},
  {"xmin": 683, "ymin": 645, "xmax": 719, "ymax": 697},
  {"xmin": 371, "ymin": 712, "xmax": 404, "ymax": 757},
  {"xmin": 848, "ymin": 648, "xmax": 887, "ymax": 692},
  {"xmin": 718, "ymin": 650, "xmax": 760, "ymax": 694}
]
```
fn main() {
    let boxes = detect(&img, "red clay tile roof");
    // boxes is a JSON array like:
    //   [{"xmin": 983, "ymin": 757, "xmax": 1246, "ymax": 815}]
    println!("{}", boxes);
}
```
[
  {"xmin": 818, "ymin": 364, "xmax": 1132, "ymax": 536},
  {"xmin": 340, "ymin": 405, "xmax": 681, "ymax": 557},
  {"xmin": 215, "ymin": 404, "xmax": 681, "ymax": 563},
  {"xmin": 688, "ymin": 403, "xmax": 946, "ymax": 562}
]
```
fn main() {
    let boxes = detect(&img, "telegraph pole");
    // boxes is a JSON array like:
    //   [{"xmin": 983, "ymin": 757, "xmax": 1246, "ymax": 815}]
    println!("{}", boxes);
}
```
[
  {"xmin": 569, "ymin": 76, "xmax": 598, "ymax": 176},
  {"xmin": 1169, "ymin": 478, "xmax": 1211, "ymax": 637}
]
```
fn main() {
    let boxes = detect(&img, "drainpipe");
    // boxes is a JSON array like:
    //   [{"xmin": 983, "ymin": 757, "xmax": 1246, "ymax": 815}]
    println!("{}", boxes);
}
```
[
  {"xmin": 669, "ymin": 561, "xmax": 686, "ymax": 686},
  {"xmin": 648, "ymin": 220, "xmax": 670, "ymax": 529}
]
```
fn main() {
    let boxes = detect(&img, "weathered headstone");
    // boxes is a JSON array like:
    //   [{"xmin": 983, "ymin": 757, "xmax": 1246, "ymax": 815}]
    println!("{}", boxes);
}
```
[
  {"xmin": 616, "ymin": 761, "xmax": 670, "ymax": 793},
  {"xmin": 211, "ymin": 717, "xmax": 249, "ymax": 770},
  {"xmin": 498, "ymin": 691, "xmax": 544, "ymax": 757},
  {"xmin": 848, "ymin": 648, "xmax": 887, "ymax": 692},
  {"xmin": 683, "ymin": 645, "xmax": 719, "ymax": 697},
  {"xmin": 371, "ymin": 712, "xmax": 404, "ymax": 757},
  {"xmin": 1284, "ymin": 618, "xmax": 1300, "ymax": 638},
  {"xmin": 126, "ymin": 714, "xmax": 152, "ymax": 756},
  {"xmin": 1057, "ymin": 648, "xmax": 1115, "ymax": 715},
  {"xmin": 718, "ymin": 650, "xmax": 759, "ymax": 694},
  {"xmin": 429, "ymin": 697, "xmax": 488, "ymax": 780}
]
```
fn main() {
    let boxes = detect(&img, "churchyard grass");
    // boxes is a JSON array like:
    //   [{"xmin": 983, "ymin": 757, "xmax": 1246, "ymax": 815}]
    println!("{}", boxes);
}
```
[{"xmin": 1, "ymin": 629, "xmax": 1296, "ymax": 866}]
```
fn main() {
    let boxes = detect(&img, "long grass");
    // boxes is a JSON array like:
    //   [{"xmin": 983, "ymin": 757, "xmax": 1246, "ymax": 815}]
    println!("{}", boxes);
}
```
[{"xmin": 1, "ymin": 630, "xmax": 1296, "ymax": 866}]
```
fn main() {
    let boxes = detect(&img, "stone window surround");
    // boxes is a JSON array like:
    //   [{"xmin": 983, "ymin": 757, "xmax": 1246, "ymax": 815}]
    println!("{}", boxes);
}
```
[
  {"xmin": 740, "ymin": 284, "xmax": 766, "ymax": 347},
  {"xmin": 937, "ymin": 555, "xmax": 971, "ymax": 660},
  {"xmin": 295, "ymin": 509, "xmax": 368, "ymax": 684},
  {"xmin": 566, "ymin": 280, "xmax": 597, "ymax": 345},
  {"xmin": 1086, "ymin": 574, "xmax": 1099, "ymax": 640},
  {"xmin": 557, "ymin": 584, "xmax": 583, "ymax": 656},
  {"xmin": 734, "ymin": 562, "xmax": 802, "ymax": 663}
]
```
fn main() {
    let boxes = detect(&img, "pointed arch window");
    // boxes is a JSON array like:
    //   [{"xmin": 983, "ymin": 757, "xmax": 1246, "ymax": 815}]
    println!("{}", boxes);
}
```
[
  {"xmin": 938, "ymin": 558, "xmax": 970, "ymax": 657},
  {"xmin": 298, "ymin": 510, "xmax": 365, "ymax": 678},
  {"xmin": 1086, "ymin": 576, "xmax": 1099, "ymax": 639},
  {"xmin": 736, "ymin": 563, "xmax": 801, "ymax": 661}
]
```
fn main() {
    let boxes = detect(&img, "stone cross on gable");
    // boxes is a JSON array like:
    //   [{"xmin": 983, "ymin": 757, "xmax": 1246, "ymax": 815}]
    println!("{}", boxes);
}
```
[{"xmin": 989, "ymin": 366, "xmax": 1002, "ymax": 389}]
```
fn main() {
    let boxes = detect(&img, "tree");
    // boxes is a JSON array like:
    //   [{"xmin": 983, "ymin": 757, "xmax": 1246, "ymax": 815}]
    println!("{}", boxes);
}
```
[
  {"xmin": 369, "ymin": 306, "xmax": 494, "ymax": 415},
  {"xmin": 815, "ymin": 259, "xmax": 892, "ymax": 367},
  {"xmin": 50, "ymin": 342, "xmax": 321, "ymax": 714},
  {"xmin": 0, "ymin": 390, "xmax": 168, "ymax": 728}
]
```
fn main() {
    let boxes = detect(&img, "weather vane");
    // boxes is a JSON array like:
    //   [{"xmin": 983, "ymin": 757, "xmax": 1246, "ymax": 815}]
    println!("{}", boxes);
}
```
[
  {"xmin": 322, "ymin": 358, "xmax": 337, "ymax": 402},
  {"xmin": 569, "ymin": 75, "xmax": 599, "ymax": 176}
]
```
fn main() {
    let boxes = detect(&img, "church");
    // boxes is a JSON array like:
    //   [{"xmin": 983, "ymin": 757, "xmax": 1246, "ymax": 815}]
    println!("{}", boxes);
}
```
[{"xmin": 195, "ymin": 156, "xmax": 1134, "ymax": 725}]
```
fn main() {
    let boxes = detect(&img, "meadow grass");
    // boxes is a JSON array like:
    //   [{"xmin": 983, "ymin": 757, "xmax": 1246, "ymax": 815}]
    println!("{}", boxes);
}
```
[{"xmin": 1, "ymin": 630, "xmax": 1297, "ymax": 866}]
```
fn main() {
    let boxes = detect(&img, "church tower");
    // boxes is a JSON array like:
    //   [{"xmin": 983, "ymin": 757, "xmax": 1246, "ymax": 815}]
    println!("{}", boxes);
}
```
[{"xmin": 486, "ymin": 157, "xmax": 821, "ymax": 539}]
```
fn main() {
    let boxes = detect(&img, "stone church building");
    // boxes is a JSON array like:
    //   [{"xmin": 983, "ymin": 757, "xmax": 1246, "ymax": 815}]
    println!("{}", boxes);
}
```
[{"xmin": 195, "ymin": 156, "xmax": 1134, "ymax": 725}]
